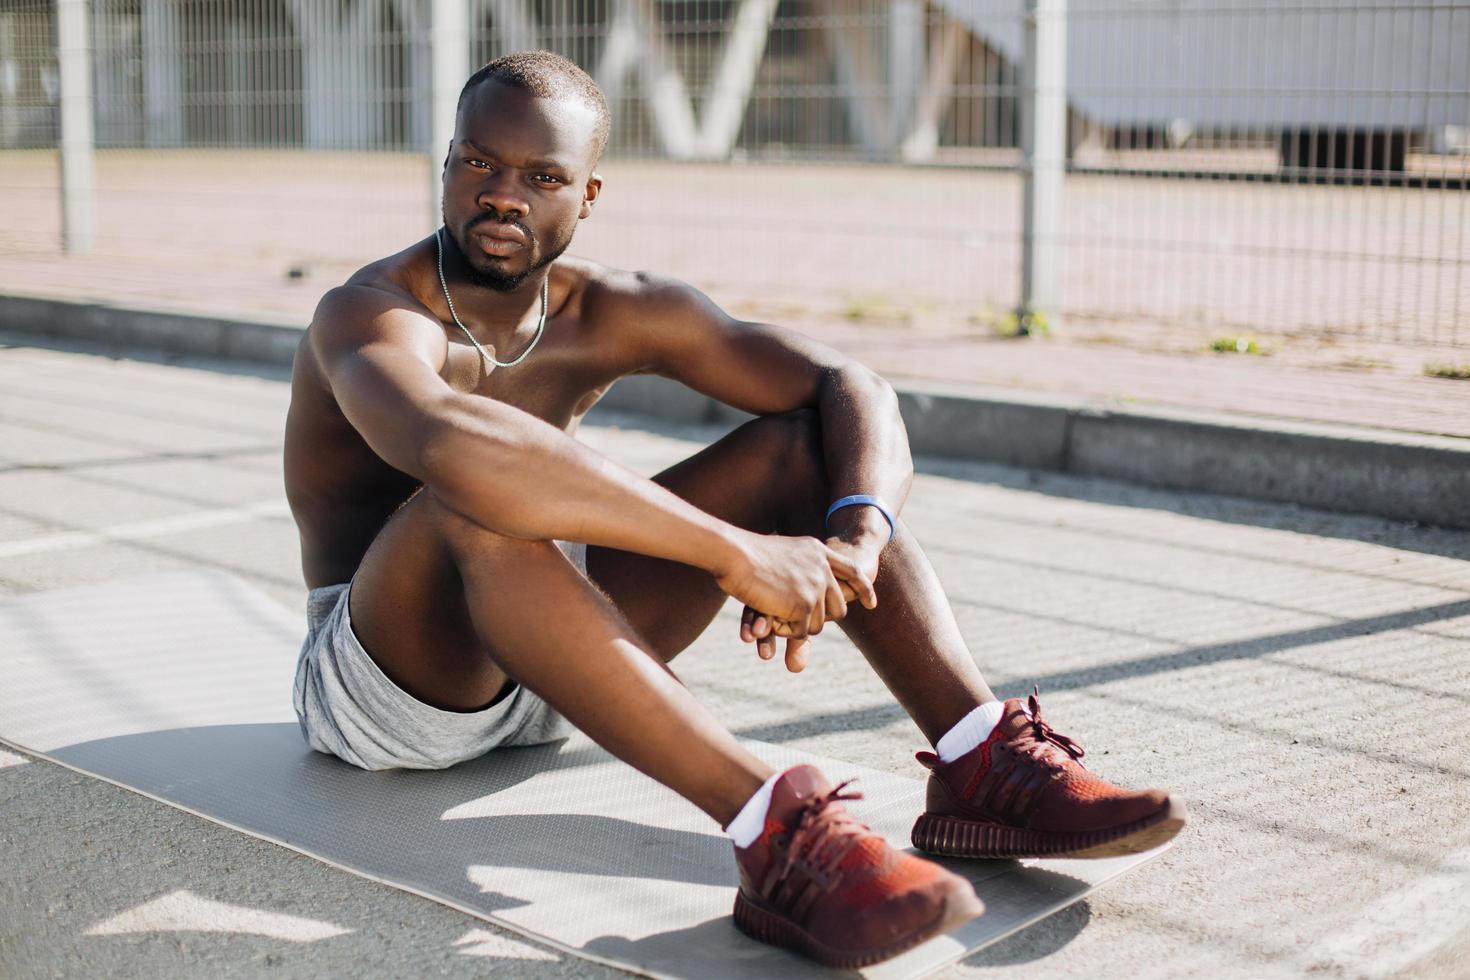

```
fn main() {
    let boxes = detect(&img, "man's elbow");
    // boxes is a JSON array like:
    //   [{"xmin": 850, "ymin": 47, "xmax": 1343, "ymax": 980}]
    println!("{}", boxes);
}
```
[
  {"xmin": 826, "ymin": 363, "xmax": 910, "ymax": 451},
  {"xmin": 831, "ymin": 363, "xmax": 902, "ymax": 419}
]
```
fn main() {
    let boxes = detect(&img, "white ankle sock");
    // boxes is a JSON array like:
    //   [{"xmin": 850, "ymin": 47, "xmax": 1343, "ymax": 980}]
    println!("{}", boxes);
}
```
[
  {"xmin": 725, "ymin": 772, "xmax": 782, "ymax": 848},
  {"xmin": 935, "ymin": 700, "xmax": 1008, "ymax": 763}
]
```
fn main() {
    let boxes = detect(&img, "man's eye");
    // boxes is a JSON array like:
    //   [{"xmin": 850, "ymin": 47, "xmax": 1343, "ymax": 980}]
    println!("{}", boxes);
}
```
[
  {"xmin": 534, "ymin": 175, "xmax": 560, "ymax": 184},
  {"xmin": 467, "ymin": 160, "xmax": 489, "ymax": 169}
]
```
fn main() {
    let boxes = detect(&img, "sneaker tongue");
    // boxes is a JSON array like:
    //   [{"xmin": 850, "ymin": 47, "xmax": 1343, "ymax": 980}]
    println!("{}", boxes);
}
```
[
  {"xmin": 992, "ymin": 698, "xmax": 1034, "ymax": 741},
  {"xmin": 767, "ymin": 765, "xmax": 834, "ymax": 825}
]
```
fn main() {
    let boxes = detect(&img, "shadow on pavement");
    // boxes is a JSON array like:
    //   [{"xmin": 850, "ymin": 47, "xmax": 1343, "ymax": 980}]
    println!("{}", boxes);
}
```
[
  {"xmin": 962, "ymin": 898, "xmax": 1091, "ymax": 967},
  {"xmin": 735, "ymin": 590, "xmax": 1470, "ymax": 752}
]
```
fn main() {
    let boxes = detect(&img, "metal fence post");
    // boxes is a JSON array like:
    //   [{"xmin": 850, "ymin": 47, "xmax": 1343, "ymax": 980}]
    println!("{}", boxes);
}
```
[
  {"xmin": 57, "ymin": 0, "xmax": 94, "ymax": 254},
  {"xmin": 430, "ymin": 0, "xmax": 470, "ymax": 231},
  {"xmin": 141, "ymin": 0, "xmax": 185, "ymax": 147},
  {"xmin": 1019, "ymin": 0, "xmax": 1066, "ymax": 331}
]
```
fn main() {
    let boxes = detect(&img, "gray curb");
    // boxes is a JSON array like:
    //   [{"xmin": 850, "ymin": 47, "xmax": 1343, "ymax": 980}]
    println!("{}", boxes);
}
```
[
  {"xmin": 4, "ymin": 291, "xmax": 1467, "ymax": 530},
  {"xmin": 0, "ymin": 293, "xmax": 305, "ymax": 365}
]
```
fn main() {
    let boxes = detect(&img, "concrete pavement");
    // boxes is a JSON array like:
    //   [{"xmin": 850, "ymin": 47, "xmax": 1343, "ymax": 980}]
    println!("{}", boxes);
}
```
[{"xmin": 2, "ymin": 338, "xmax": 1468, "ymax": 979}]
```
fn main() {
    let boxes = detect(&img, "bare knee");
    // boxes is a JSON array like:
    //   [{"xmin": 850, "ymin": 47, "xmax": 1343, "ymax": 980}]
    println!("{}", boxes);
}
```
[
  {"xmin": 416, "ymin": 488, "xmax": 492, "ymax": 542},
  {"xmin": 418, "ymin": 490, "xmax": 562, "ymax": 568},
  {"xmin": 728, "ymin": 409, "xmax": 830, "ymax": 533},
  {"xmin": 738, "ymin": 408, "xmax": 824, "ymax": 483}
]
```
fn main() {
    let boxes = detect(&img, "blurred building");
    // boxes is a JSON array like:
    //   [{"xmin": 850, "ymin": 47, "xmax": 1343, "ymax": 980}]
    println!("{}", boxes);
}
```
[{"xmin": 2, "ymin": 0, "xmax": 1466, "ymax": 176}]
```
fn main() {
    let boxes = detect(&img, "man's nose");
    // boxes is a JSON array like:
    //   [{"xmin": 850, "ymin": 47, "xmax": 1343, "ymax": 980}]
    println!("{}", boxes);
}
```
[{"xmin": 477, "ymin": 171, "xmax": 529, "ymax": 218}]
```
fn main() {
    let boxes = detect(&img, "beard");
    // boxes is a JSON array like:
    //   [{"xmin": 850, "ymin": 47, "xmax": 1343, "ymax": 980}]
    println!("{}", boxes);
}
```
[{"xmin": 447, "ymin": 212, "xmax": 576, "ymax": 293}]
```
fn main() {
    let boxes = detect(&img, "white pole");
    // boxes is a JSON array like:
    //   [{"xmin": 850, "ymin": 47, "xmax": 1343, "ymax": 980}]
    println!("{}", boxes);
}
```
[
  {"xmin": 899, "ymin": 15, "xmax": 966, "ymax": 164},
  {"xmin": 887, "ymin": 0, "xmax": 923, "ymax": 149},
  {"xmin": 141, "ymin": 0, "xmax": 184, "ymax": 147},
  {"xmin": 430, "ymin": 0, "xmax": 470, "ymax": 230},
  {"xmin": 697, "ymin": 0, "xmax": 778, "ymax": 159},
  {"xmin": 1019, "ymin": 0, "xmax": 1066, "ymax": 330},
  {"xmin": 57, "ymin": 0, "xmax": 94, "ymax": 254}
]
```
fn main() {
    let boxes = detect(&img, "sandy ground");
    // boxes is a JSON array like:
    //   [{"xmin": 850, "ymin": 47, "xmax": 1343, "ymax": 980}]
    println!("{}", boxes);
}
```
[{"xmin": 1, "ymin": 336, "xmax": 1468, "ymax": 978}]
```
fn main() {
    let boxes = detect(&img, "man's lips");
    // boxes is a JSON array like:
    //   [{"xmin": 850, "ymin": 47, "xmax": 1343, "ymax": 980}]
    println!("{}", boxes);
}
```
[
  {"xmin": 469, "ymin": 218, "xmax": 527, "ymax": 242},
  {"xmin": 474, "ymin": 229, "xmax": 525, "ymax": 257},
  {"xmin": 471, "ymin": 224, "xmax": 528, "ymax": 258}
]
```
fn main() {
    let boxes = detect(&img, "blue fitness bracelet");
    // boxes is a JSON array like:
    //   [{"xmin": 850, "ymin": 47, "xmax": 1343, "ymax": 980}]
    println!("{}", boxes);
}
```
[{"xmin": 825, "ymin": 494, "xmax": 896, "ymax": 541}]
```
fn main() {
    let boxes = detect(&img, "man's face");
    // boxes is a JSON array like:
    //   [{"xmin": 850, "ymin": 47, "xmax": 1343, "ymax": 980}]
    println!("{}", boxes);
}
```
[{"xmin": 441, "ymin": 81, "xmax": 602, "ymax": 292}]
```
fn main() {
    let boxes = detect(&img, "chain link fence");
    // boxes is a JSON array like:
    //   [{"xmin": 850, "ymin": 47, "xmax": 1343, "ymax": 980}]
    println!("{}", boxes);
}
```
[{"xmin": 0, "ymin": 0, "xmax": 1466, "ymax": 345}]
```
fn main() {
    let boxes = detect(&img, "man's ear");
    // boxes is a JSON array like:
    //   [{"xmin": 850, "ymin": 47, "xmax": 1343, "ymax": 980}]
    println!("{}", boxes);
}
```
[
  {"xmin": 579, "ymin": 172, "xmax": 603, "ymax": 220},
  {"xmin": 442, "ymin": 141, "xmax": 453, "ymax": 172}
]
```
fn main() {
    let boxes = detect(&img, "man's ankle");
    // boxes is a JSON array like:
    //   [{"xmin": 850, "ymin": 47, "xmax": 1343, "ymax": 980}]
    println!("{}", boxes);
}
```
[
  {"xmin": 933, "ymin": 699, "xmax": 1009, "ymax": 763},
  {"xmin": 725, "ymin": 771, "xmax": 783, "ymax": 846}
]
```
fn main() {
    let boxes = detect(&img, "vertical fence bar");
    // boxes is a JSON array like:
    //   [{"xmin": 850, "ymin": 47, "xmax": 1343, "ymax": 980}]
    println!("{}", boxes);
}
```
[
  {"xmin": 1018, "ymin": 0, "xmax": 1065, "ymax": 330},
  {"xmin": 430, "ymin": 0, "xmax": 469, "ymax": 230},
  {"xmin": 887, "ymin": 0, "xmax": 922, "ymax": 151},
  {"xmin": 56, "ymin": 0, "xmax": 94, "ymax": 253}
]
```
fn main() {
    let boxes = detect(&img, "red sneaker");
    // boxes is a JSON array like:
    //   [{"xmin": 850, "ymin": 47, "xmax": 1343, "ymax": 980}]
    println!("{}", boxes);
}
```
[
  {"xmin": 911, "ymin": 690, "xmax": 1187, "ymax": 859},
  {"xmin": 732, "ymin": 765, "xmax": 983, "ymax": 968}
]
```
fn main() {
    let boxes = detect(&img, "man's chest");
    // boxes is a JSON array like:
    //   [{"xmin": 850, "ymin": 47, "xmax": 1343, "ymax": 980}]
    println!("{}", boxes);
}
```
[{"xmin": 440, "ymin": 329, "xmax": 631, "ymax": 428}]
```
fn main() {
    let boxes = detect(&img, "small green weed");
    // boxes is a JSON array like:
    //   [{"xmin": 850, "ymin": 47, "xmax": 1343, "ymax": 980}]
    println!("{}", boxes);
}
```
[
  {"xmin": 1209, "ymin": 336, "xmax": 1264, "ymax": 355},
  {"xmin": 842, "ymin": 296, "xmax": 913, "ymax": 325},
  {"xmin": 982, "ymin": 310, "xmax": 1050, "ymax": 338},
  {"xmin": 1424, "ymin": 362, "xmax": 1470, "ymax": 380}
]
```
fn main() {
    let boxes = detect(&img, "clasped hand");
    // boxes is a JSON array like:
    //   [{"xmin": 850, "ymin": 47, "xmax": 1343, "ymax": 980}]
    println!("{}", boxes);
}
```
[{"xmin": 720, "ymin": 533, "xmax": 881, "ymax": 673}]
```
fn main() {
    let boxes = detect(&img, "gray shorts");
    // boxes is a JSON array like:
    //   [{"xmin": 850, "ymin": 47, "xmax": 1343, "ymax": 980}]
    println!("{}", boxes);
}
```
[{"xmin": 291, "ymin": 542, "xmax": 584, "ymax": 771}]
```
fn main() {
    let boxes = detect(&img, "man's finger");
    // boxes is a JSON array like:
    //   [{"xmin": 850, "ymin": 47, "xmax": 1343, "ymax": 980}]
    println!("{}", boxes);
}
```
[
  {"xmin": 785, "ymin": 636, "xmax": 811, "ymax": 673},
  {"xmin": 828, "ymin": 551, "xmax": 878, "ymax": 610},
  {"xmin": 740, "ymin": 605, "xmax": 756, "ymax": 643},
  {"xmin": 806, "ymin": 600, "xmax": 825, "ymax": 637},
  {"xmin": 825, "ymin": 579, "xmax": 849, "ymax": 622},
  {"xmin": 768, "ymin": 614, "xmax": 810, "ymax": 638},
  {"xmin": 770, "ymin": 618, "xmax": 802, "ymax": 638},
  {"xmin": 756, "ymin": 632, "xmax": 777, "ymax": 660}
]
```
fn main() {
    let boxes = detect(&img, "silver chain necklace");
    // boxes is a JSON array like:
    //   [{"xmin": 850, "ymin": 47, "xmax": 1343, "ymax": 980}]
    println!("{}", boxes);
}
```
[{"xmin": 436, "ymin": 226, "xmax": 548, "ymax": 369}]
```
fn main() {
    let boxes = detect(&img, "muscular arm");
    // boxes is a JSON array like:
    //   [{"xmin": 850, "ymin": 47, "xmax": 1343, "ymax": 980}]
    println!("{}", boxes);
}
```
[
  {"xmin": 311, "ymin": 285, "xmax": 746, "ymax": 572},
  {"xmin": 304, "ymin": 280, "xmax": 876, "ymax": 638},
  {"xmin": 617, "ymin": 273, "xmax": 914, "ymax": 549}
]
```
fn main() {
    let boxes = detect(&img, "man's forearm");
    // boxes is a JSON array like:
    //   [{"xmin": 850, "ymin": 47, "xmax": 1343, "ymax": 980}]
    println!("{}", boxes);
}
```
[
  {"xmin": 816, "ymin": 365, "xmax": 914, "ymax": 543},
  {"xmin": 420, "ymin": 393, "xmax": 743, "ymax": 573}
]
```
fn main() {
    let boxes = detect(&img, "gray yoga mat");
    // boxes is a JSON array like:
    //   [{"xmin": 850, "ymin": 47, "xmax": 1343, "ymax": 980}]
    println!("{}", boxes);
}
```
[{"xmin": 0, "ymin": 570, "xmax": 1167, "ymax": 979}]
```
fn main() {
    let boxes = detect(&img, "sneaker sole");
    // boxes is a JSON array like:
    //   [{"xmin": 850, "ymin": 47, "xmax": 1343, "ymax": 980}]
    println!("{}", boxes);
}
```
[
  {"xmin": 732, "ymin": 885, "xmax": 984, "ymax": 969},
  {"xmin": 911, "ymin": 796, "xmax": 1188, "ymax": 860}
]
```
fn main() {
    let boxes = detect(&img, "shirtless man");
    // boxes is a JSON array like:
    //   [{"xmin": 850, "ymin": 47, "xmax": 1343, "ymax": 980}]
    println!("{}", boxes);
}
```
[{"xmin": 284, "ymin": 51, "xmax": 1185, "ymax": 968}]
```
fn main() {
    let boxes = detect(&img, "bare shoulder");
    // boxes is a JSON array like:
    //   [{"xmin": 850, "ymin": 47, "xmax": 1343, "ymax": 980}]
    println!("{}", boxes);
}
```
[
  {"xmin": 309, "ymin": 253, "xmax": 447, "ymax": 372},
  {"xmin": 574, "ymin": 259, "xmax": 728, "ymax": 333}
]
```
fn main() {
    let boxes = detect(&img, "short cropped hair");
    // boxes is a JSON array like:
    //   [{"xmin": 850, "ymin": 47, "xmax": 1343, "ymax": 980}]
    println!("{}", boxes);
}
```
[{"xmin": 457, "ymin": 51, "xmax": 611, "ymax": 163}]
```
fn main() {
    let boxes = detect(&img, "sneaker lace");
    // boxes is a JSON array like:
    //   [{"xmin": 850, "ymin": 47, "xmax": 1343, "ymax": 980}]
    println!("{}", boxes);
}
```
[
  {"xmin": 1019, "ymin": 686, "xmax": 1086, "ymax": 767},
  {"xmin": 778, "ymin": 779, "xmax": 872, "ymax": 886}
]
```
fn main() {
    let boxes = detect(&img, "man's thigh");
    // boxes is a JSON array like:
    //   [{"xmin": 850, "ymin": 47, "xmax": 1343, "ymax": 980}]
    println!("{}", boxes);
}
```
[
  {"xmin": 347, "ymin": 489, "xmax": 557, "ymax": 713},
  {"xmin": 586, "ymin": 410, "xmax": 825, "ymax": 661}
]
